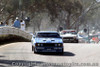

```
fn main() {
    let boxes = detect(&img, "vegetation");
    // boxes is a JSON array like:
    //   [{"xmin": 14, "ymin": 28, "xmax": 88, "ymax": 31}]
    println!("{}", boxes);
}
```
[{"xmin": 0, "ymin": 0, "xmax": 100, "ymax": 31}]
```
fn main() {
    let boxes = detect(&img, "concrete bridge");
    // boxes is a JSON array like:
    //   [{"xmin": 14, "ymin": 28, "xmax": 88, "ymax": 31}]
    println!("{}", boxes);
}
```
[{"xmin": 0, "ymin": 26, "xmax": 32, "ymax": 40}]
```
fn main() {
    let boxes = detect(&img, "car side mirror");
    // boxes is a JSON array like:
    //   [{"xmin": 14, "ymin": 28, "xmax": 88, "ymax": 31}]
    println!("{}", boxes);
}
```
[{"xmin": 60, "ymin": 37, "xmax": 63, "ymax": 39}]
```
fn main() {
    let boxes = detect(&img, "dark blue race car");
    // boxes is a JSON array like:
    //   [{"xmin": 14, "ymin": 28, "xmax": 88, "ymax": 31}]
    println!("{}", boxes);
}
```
[{"xmin": 31, "ymin": 31, "xmax": 64, "ymax": 54}]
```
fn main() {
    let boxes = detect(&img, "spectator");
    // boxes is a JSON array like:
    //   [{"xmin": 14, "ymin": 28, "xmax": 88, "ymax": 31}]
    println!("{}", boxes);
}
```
[
  {"xmin": 57, "ymin": 26, "xmax": 63, "ymax": 32},
  {"xmin": 20, "ymin": 20, "xmax": 26, "ymax": 31},
  {"xmin": 13, "ymin": 17, "xmax": 21, "ymax": 28},
  {"xmin": 0, "ymin": 21, "xmax": 4, "ymax": 26}
]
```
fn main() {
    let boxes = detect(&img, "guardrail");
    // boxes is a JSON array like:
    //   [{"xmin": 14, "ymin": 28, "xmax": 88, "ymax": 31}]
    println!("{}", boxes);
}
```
[{"xmin": 0, "ymin": 26, "xmax": 32, "ymax": 40}]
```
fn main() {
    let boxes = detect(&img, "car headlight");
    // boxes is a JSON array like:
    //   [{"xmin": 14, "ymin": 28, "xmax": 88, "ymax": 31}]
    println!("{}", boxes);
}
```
[
  {"xmin": 58, "ymin": 44, "xmax": 61, "ymax": 46},
  {"xmin": 38, "ymin": 44, "xmax": 40, "ymax": 46},
  {"xmin": 41, "ymin": 44, "xmax": 43, "ymax": 46},
  {"xmin": 55, "ymin": 44, "xmax": 63, "ymax": 47},
  {"xmin": 36, "ymin": 43, "xmax": 40, "ymax": 46},
  {"xmin": 36, "ymin": 43, "xmax": 43, "ymax": 47},
  {"xmin": 55, "ymin": 44, "xmax": 58, "ymax": 47}
]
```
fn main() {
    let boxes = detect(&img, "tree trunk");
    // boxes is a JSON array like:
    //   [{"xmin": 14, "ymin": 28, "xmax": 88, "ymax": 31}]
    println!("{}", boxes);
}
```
[
  {"xmin": 5, "ymin": 11, "xmax": 17, "ymax": 25},
  {"xmin": 66, "ymin": 13, "xmax": 71, "ymax": 29}
]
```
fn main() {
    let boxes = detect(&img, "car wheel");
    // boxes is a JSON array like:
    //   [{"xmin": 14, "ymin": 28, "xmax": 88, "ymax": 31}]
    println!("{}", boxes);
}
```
[
  {"xmin": 59, "ymin": 49, "xmax": 64, "ymax": 55},
  {"xmin": 74, "ymin": 40, "xmax": 79, "ymax": 43},
  {"xmin": 32, "ymin": 46, "xmax": 34, "ymax": 51},
  {"xmin": 34, "ymin": 48, "xmax": 37, "ymax": 54},
  {"xmin": 59, "ymin": 52, "xmax": 64, "ymax": 55},
  {"xmin": 76, "ymin": 40, "xmax": 79, "ymax": 43}
]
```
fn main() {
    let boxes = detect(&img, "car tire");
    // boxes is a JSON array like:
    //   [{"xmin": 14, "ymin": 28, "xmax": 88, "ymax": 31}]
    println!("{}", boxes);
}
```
[
  {"xmin": 76, "ymin": 40, "xmax": 79, "ymax": 43},
  {"xmin": 59, "ymin": 52, "xmax": 64, "ymax": 55},
  {"xmin": 74, "ymin": 40, "xmax": 79, "ymax": 43},
  {"xmin": 34, "ymin": 48, "xmax": 37, "ymax": 54},
  {"xmin": 59, "ymin": 49, "xmax": 64, "ymax": 55},
  {"xmin": 32, "ymin": 46, "xmax": 34, "ymax": 51}
]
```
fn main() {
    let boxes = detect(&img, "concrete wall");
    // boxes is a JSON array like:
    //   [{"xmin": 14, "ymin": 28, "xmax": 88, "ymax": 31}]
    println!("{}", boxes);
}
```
[{"xmin": 0, "ymin": 26, "xmax": 32, "ymax": 40}]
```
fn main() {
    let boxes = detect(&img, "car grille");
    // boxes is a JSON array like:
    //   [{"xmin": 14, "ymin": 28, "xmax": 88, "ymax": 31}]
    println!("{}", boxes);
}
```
[{"xmin": 42, "ymin": 43, "xmax": 55, "ymax": 47}]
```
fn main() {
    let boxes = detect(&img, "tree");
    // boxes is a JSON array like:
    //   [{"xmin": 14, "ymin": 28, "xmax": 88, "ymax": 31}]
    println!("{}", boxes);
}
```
[
  {"xmin": 2, "ymin": 0, "xmax": 97, "ymax": 31},
  {"xmin": 78, "ymin": 0, "xmax": 100, "ymax": 31}
]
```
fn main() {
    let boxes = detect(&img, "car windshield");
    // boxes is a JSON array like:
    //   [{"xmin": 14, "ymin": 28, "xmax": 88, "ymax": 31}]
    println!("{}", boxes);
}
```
[
  {"xmin": 36, "ymin": 33, "xmax": 60, "ymax": 38},
  {"xmin": 61, "ymin": 31, "xmax": 77, "ymax": 35}
]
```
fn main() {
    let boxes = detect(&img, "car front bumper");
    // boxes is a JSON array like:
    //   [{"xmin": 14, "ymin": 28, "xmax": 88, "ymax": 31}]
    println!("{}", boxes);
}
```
[
  {"xmin": 34, "ymin": 47, "xmax": 63, "ymax": 53},
  {"xmin": 63, "ymin": 38, "xmax": 78, "ymax": 42}
]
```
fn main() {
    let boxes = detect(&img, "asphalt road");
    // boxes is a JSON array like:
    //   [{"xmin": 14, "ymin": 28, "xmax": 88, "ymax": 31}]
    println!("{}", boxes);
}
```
[{"xmin": 0, "ymin": 42, "xmax": 100, "ymax": 67}]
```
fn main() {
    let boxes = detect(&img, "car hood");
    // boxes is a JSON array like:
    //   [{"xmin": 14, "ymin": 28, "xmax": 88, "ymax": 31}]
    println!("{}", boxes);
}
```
[
  {"xmin": 35, "ymin": 38, "xmax": 63, "ymax": 43},
  {"xmin": 60, "ymin": 34, "xmax": 77, "ymax": 37}
]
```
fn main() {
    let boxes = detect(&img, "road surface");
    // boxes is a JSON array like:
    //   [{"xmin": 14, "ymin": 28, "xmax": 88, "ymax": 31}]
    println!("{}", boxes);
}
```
[{"xmin": 0, "ymin": 42, "xmax": 100, "ymax": 67}]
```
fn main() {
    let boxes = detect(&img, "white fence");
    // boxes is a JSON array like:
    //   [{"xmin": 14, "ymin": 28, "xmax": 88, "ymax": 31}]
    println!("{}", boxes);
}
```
[{"xmin": 0, "ymin": 26, "xmax": 32, "ymax": 40}]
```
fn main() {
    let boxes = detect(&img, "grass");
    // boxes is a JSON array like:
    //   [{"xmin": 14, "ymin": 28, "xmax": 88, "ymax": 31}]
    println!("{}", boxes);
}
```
[{"xmin": 0, "ymin": 34, "xmax": 30, "ymax": 45}]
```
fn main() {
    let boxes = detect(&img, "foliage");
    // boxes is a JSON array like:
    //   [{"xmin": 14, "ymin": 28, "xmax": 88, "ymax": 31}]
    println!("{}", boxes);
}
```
[{"xmin": 0, "ymin": 0, "xmax": 100, "ymax": 31}]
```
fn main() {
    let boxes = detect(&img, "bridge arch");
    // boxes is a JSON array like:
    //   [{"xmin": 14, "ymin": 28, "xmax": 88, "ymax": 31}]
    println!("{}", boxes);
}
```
[{"xmin": 0, "ymin": 26, "xmax": 32, "ymax": 40}]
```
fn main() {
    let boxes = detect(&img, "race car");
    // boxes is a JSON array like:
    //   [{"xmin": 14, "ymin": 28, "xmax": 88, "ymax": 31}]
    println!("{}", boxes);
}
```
[
  {"xmin": 31, "ymin": 31, "xmax": 64, "ymax": 54},
  {"xmin": 60, "ymin": 30, "xmax": 79, "ymax": 43}
]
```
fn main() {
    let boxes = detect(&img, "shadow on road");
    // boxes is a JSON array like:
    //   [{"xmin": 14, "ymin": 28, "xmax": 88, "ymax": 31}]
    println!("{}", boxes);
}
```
[
  {"xmin": 63, "ymin": 52, "xmax": 75, "ymax": 56},
  {"xmin": 37, "ymin": 51, "xmax": 75, "ymax": 56},
  {"xmin": 0, "ymin": 65, "xmax": 6, "ymax": 67},
  {"xmin": 0, "ymin": 59, "xmax": 68, "ymax": 67},
  {"xmin": 0, "ymin": 56, "xmax": 5, "ymax": 57},
  {"xmin": 0, "ymin": 35, "xmax": 30, "ymax": 45}
]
